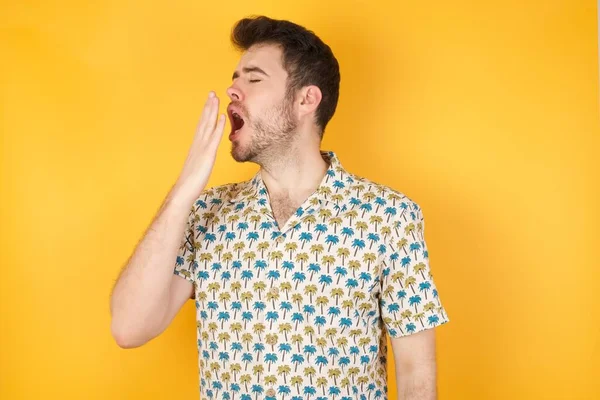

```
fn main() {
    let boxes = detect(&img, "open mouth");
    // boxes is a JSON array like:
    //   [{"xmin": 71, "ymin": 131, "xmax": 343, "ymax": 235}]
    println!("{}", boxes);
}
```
[{"xmin": 230, "ymin": 111, "xmax": 245, "ymax": 133}]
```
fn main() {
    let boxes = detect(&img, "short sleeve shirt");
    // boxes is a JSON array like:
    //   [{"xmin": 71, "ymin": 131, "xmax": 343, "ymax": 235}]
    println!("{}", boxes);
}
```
[{"xmin": 174, "ymin": 150, "xmax": 450, "ymax": 400}]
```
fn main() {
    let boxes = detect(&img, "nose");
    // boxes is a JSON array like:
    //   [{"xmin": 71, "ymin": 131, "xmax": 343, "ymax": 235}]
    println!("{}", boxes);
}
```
[{"xmin": 226, "ymin": 84, "xmax": 243, "ymax": 102}]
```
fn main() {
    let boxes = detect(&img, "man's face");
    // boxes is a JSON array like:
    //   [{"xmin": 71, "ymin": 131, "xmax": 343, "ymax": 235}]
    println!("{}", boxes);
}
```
[{"xmin": 226, "ymin": 44, "xmax": 298, "ymax": 163}]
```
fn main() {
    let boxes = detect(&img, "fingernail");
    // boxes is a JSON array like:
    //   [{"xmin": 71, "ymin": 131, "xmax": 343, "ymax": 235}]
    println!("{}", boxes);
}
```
[{"xmin": 208, "ymin": 91, "xmax": 214, "ymax": 98}]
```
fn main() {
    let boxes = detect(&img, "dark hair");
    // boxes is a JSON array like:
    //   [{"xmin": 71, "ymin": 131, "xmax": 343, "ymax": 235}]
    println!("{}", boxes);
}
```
[{"xmin": 231, "ymin": 16, "xmax": 340, "ymax": 138}]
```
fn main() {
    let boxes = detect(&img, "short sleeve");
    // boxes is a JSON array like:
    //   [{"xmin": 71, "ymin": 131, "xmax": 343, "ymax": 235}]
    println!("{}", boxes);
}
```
[
  {"xmin": 379, "ymin": 201, "xmax": 449, "ymax": 338},
  {"xmin": 173, "ymin": 203, "xmax": 198, "ymax": 286}
]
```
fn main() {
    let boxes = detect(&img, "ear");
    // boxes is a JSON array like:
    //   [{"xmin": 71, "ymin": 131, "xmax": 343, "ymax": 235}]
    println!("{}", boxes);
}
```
[{"xmin": 297, "ymin": 85, "xmax": 322, "ymax": 118}]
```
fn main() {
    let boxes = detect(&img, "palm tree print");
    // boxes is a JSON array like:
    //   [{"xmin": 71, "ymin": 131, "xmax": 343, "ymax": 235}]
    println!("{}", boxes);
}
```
[{"xmin": 174, "ymin": 151, "xmax": 449, "ymax": 400}]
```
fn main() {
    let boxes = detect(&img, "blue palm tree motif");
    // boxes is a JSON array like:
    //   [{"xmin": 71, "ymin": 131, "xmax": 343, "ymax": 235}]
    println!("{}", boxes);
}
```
[
  {"xmin": 325, "ymin": 234, "xmax": 340, "ymax": 251},
  {"xmin": 279, "ymin": 301, "xmax": 293, "ymax": 320},
  {"xmin": 409, "ymin": 295, "xmax": 422, "ymax": 312},
  {"xmin": 351, "ymin": 239, "xmax": 365, "ymax": 256},
  {"xmin": 315, "ymin": 223, "xmax": 328, "ymax": 239},
  {"xmin": 246, "ymin": 231, "xmax": 259, "ymax": 246},
  {"xmin": 308, "ymin": 263, "xmax": 321, "ymax": 279},
  {"xmin": 265, "ymin": 311, "xmax": 279, "ymax": 329},
  {"xmin": 367, "ymin": 233, "xmax": 380, "ymax": 250},
  {"xmin": 315, "ymin": 355, "xmax": 328, "ymax": 373},
  {"xmin": 204, "ymin": 233, "xmax": 217, "ymax": 249},
  {"xmin": 419, "ymin": 281, "xmax": 432, "ymax": 299},
  {"xmin": 172, "ymin": 151, "xmax": 449, "ymax": 400},
  {"xmin": 253, "ymin": 260, "xmax": 267, "ymax": 278},
  {"xmin": 341, "ymin": 227, "xmax": 354, "ymax": 244},
  {"xmin": 319, "ymin": 274, "xmax": 333, "ymax": 291},
  {"xmin": 211, "ymin": 262, "xmax": 222, "ymax": 279},
  {"xmin": 281, "ymin": 261, "xmax": 295, "ymax": 278},
  {"xmin": 299, "ymin": 232, "xmax": 313, "ymax": 249},
  {"xmin": 278, "ymin": 343, "xmax": 292, "ymax": 360}
]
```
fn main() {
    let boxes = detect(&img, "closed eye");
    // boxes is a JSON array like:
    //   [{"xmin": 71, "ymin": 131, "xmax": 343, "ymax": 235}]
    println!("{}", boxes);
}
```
[{"xmin": 249, "ymin": 79, "xmax": 261, "ymax": 83}]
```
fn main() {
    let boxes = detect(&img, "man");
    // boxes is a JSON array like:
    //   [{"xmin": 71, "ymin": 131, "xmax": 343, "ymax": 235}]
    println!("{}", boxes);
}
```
[{"xmin": 110, "ymin": 16, "xmax": 450, "ymax": 400}]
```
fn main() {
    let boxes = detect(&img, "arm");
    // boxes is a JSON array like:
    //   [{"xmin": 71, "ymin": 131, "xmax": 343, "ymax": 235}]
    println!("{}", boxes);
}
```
[
  {"xmin": 109, "ymin": 192, "xmax": 196, "ymax": 349},
  {"xmin": 109, "ymin": 90, "xmax": 226, "ymax": 348},
  {"xmin": 390, "ymin": 329, "xmax": 438, "ymax": 400}
]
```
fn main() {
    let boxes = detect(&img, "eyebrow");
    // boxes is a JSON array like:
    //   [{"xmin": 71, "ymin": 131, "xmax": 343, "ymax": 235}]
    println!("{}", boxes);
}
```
[{"xmin": 232, "ymin": 66, "xmax": 270, "ymax": 80}]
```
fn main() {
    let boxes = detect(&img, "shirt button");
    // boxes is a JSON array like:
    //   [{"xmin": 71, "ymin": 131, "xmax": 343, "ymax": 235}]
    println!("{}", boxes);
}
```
[{"xmin": 266, "ymin": 388, "xmax": 276, "ymax": 396}]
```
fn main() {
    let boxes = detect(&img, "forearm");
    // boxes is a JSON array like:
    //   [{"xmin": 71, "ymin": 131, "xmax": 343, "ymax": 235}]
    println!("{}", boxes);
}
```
[
  {"xmin": 110, "ymin": 186, "xmax": 194, "ymax": 346},
  {"xmin": 396, "ymin": 362, "xmax": 437, "ymax": 400}
]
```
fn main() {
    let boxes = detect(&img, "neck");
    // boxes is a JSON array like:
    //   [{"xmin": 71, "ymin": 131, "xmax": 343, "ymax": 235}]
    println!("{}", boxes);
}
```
[{"xmin": 258, "ymin": 145, "xmax": 329, "ymax": 202}]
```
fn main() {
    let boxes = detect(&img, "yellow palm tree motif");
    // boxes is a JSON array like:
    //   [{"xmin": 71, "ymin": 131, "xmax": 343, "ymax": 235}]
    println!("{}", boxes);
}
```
[
  {"xmin": 329, "ymin": 216, "xmax": 343, "ymax": 233},
  {"xmin": 304, "ymin": 325, "xmax": 315, "ymax": 342},
  {"xmin": 242, "ymin": 251, "xmax": 256, "ymax": 268},
  {"xmin": 266, "ymin": 289, "xmax": 280, "ymax": 310},
  {"xmin": 336, "ymin": 337, "xmax": 348, "ymax": 355},
  {"xmin": 218, "ymin": 291, "xmax": 231, "ymax": 308},
  {"xmin": 331, "ymin": 288, "xmax": 344, "ymax": 305},
  {"xmin": 325, "ymin": 327, "xmax": 338, "ymax": 346},
  {"xmin": 369, "ymin": 215, "xmax": 383, "ymax": 231},
  {"xmin": 240, "ymin": 291, "xmax": 253, "ymax": 310},
  {"xmin": 208, "ymin": 322, "xmax": 218, "ymax": 341},
  {"xmin": 291, "ymin": 334, "xmax": 304, "ymax": 353},
  {"xmin": 344, "ymin": 209, "xmax": 358, "ymax": 224},
  {"xmin": 253, "ymin": 281, "xmax": 266, "ymax": 301},
  {"xmin": 227, "ymin": 214, "xmax": 240, "ymax": 230},
  {"xmin": 328, "ymin": 368, "xmax": 342, "ymax": 386},
  {"xmin": 218, "ymin": 331, "xmax": 231, "ymax": 351},
  {"xmin": 208, "ymin": 282, "xmax": 221, "ymax": 300},
  {"xmin": 315, "ymin": 296, "xmax": 329, "ymax": 314},
  {"xmin": 285, "ymin": 242, "xmax": 298, "ymax": 258},
  {"xmin": 253, "ymin": 322, "xmax": 265, "ymax": 342},
  {"xmin": 250, "ymin": 214, "xmax": 261, "ymax": 229},
  {"xmin": 230, "ymin": 363, "xmax": 241, "ymax": 381},
  {"xmin": 413, "ymin": 262, "xmax": 427, "ymax": 280},
  {"xmin": 318, "ymin": 208, "xmax": 332, "ymax": 222},
  {"xmin": 358, "ymin": 375, "xmax": 369, "ymax": 390},
  {"xmin": 278, "ymin": 322, "xmax": 292, "ymax": 342},
  {"xmin": 322, "ymin": 255, "xmax": 335, "ymax": 272},
  {"xmin": 230, "ymin": 322, "xmax": 242, "ymax": 341},
  {"xmin": 315, "ymin": 337, "xmax": 327, "ymax": 353},
  {"xmin": 362, "ymin": 252, "xmax": 376, "ymax": 269},
  {"xmin": 290, "ymin": 375, "xmax": 304, "ymax": 393},
  {"xmin": 316, "ymin": 377, "xmax": 328, "ymax": 394},
  {"xmin": 352, "ymin": 291, "xmax": 366, "ymax": 307},
  {"xmin": 279, "ymin": 282, "xmax": 292, "ymax": 300},
  {"xmin": 336, "ymin": 247, "xmax": 350, "ymax": 264},
  {"xmin": 423, "ymin": 301, "xmax": 436, "ymax": 312},
  {"xmin": 233, "ymin": 242, "xmax": 245, "ymax": 258},
  {"xmin": 257, "ymin": 241, "xmax": 270, "ymax": 258},
  {"xmin": 303, "ymin": 366, "xmax": 316, "ymax": 385},
  {"xmin": 404, "ymin": 221, "xmax": 416, "ymax": 240},
  {"xmin": 295, "ymin": 252, "xmax": 309, "ymax": 269},
  {"xmin": 331, "ymin": 193, "xmax": 344, "ymax": 203},
  {"xmin": 355, "ymin": 221, "xmax": 368, "ymax": 237},
  {"xmin": 348, "ymin": 367, "xmax": 360, "ymax": 384},
  {"xmin": 222, "ymin": 251, "xmax": 233, "ymax": 267},
  {"xmin": 304, "ymin": 284, "xmax": 318, "ymax": 303},
  {"xmin": 240, "ymin": 373, "xmax": 252, "ymax": 392},
  {"xmin": 342, "ymin": 300, "xmax": 354, "ymax": 317},
  {"xmin": 241, "ymin": 333, "xmax": 253, "ymax": 351},
  {"xmin": 401, "ymin": 309, "xmax": 413, "ymax": 321},
  {"xmin": 348, "ymin": 260, "xmax": 361, "ymax": 278},
  {"xmin": 200, "ymin": 252, "xmax": 213, "ymax": 268},
  {"xmin": 310, "ymin": 244, "xmax": 324, "ymax": 261},
  {"xmin": 303, "ymin": 214, "xmax": 317, "ymax": 230},
  {"xmin": 292, "ymin": 293, "xmax": 303, "ymax": 311},
  {"xmin": 252, "ymin": 364, "xmax": 264, "ymax": 382},
  {"xmin": 270, "ymin": 250, "xmax": 283, "ymax": 268},
  {"xmin": 278, "ymin": 365, "xmax": 292, "ymax": 384},
  {"xmin": 405, "ymin": 276, "xmax": 417, "ymax": 293}
]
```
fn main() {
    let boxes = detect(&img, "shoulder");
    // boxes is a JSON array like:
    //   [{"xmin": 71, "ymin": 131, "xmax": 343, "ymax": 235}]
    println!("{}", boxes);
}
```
[
  {"xmin": 345, "ymin": 172, "xmax": 423, "ymax": 216},
  {"xmin": 190, "ymin": 179, "xmax": 253, "ymax": 209}
]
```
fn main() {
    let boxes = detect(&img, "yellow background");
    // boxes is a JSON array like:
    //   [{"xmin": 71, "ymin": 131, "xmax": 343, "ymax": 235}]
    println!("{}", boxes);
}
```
[{"xmin": 1, "ymin": 1, "xmax": 598, "ymax": 399}]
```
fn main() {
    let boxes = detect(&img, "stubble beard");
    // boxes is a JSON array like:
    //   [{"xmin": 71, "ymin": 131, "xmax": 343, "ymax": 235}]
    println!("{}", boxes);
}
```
[{"xmin": 231, "ymin": 94, "xmax": 298, "ymax": 164}]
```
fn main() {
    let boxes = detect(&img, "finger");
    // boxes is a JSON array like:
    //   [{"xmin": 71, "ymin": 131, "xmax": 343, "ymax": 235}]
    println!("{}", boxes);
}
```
[
  {"xmin": 210, "ymin": 114, "xmax": 227, "ymax": 150},
  {"xmin": 206, "ymin": 95, "xmax": 220, "ymax": 132},
  {"xmin": 197, "ymin": 92, "xmax": 216, "ymax": 135}
]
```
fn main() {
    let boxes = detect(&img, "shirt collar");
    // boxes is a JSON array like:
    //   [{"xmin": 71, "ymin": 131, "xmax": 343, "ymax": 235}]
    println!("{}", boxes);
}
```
[{"xmin": 226, "ymin": 150, "xmax": 354, "ymax": 208}]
